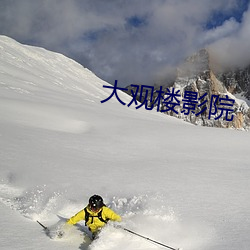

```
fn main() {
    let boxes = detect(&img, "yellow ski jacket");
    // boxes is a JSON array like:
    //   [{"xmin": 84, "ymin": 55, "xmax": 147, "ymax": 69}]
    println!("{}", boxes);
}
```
[{"xmin": 67, "ymin": 206, "xmax": 121, "ymax": 233}]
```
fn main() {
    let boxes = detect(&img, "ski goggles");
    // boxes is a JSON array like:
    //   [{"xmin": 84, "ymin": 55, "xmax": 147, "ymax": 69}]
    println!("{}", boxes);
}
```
[{"xmin": 89, "ymin": 205, "xmax": 101, "ymax": 212}]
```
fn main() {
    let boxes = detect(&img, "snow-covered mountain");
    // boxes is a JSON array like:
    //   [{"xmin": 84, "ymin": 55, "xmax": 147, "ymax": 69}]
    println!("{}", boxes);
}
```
[
  {"xmin": 0, "ymin": 36, "xmax": 250, "ymax": 250},
  {"xmin": 125, "ymin": 49, "xmax": 250, "ymax": 130},
  {"xmin": 217, "ymin": 65, "xmax": 250, "ymax": 100},
  {"xmin": 173, "ymin": 49, "xmax": 250, "ymax": 129}
]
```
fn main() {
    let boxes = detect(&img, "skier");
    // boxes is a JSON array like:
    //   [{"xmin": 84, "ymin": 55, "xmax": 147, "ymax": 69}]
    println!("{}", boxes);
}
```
[{"xmin": 66, "ymin": 194, "xmax": 121, "ymax": 239}]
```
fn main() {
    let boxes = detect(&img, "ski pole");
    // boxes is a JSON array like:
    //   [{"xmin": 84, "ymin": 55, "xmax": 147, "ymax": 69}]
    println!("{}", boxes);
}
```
[
  {"xmin": 37, "ymin": 220, "xmax": 48, "ymax": 231},
  {"xmin": 122, "ymin": 227, "xmax": 180, "ymax": 250}
]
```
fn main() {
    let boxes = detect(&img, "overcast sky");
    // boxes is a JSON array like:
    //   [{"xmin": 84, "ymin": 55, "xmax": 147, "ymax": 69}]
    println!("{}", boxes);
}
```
[{"xmin": 0, "ymin": 0, "xmax": 249, "ymax": 86}]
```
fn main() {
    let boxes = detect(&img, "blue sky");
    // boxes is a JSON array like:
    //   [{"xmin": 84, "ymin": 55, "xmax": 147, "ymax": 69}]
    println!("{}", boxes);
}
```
[
  {"xmin": 206, "ymin": 0, "xmax": 249, "ymax": 28},
  {"xmin": 0, "ymin": 0, "xmax": 249, "ymax": 86}
]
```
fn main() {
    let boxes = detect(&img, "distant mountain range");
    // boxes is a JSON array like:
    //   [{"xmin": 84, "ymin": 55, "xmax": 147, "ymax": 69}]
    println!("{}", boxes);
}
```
[{"xmin": 125, "ymin": 49, "xmax": 250, "ymax": 130}]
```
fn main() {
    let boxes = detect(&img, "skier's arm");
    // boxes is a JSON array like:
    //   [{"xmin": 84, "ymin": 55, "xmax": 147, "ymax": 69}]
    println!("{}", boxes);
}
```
[
  {"xmin": 104, "ymin": 207, "xmax": 122, "ymax": 222},
  {"xmin": 67, "ymin": 209, "xmax": 85, "ymax": 225}
]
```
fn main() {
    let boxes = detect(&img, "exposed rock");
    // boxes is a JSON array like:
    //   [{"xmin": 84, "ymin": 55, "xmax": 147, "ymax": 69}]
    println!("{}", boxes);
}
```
[
  {"xmin": 233, "ymin": 112, "xmax": 244, "ymax": 129},
  {"xmin": 125, "ymin": 49, "xmax": 250, "ymax": 130},
  {"xmin": 216, "ymin": 66, "xmax": 250, "ymax": 99}
]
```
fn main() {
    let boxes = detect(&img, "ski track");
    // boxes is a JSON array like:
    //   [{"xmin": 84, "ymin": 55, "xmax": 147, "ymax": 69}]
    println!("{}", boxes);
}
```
[{"xmin": 0, "ymin": 180, "xmax": 212, "ymax": 250}]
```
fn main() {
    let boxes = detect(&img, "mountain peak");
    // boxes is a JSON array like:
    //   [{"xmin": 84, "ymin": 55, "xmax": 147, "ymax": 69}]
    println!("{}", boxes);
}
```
[{"xmin": 177, "ymin": 49, "xmax": 211, "ymax": 78}]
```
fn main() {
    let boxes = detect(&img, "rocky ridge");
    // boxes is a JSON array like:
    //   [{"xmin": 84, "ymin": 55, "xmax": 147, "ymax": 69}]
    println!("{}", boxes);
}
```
[{"xmin": 125, "ymin": 49, "xmax": 250, "ymax": 130}]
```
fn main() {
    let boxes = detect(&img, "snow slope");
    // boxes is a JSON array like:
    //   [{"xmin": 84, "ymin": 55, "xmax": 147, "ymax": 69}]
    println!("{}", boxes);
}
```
[{"xmin": 0, "ymin": 36, "xmax": 250, "ymax": 250}]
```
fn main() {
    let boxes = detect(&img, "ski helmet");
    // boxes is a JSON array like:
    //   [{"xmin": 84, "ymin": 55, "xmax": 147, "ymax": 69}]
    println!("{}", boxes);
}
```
[{"xmin": 89, "ymin": 195, "xmax": 104, "ymax": 210}]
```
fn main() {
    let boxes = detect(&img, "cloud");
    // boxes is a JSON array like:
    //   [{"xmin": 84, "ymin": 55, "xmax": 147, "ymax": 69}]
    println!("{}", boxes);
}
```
[
  {"xmin": 0, "ymin": 0, "xmax": 249, "ymax": 86},
  {"xmin": 209, "ymin": 4, "xmax": 250, "ymax": 69},
  {"xmin": 200, "ymin": 18, "xmax": 240, "ymax": 45}
]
